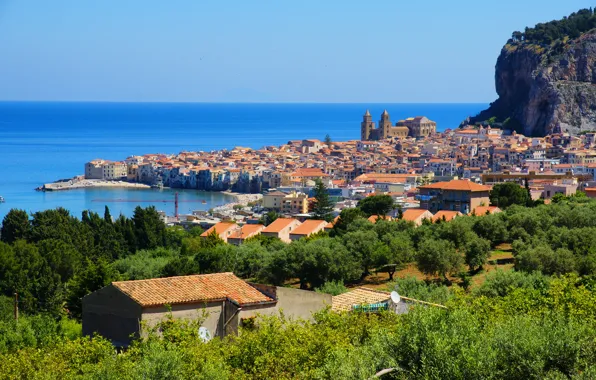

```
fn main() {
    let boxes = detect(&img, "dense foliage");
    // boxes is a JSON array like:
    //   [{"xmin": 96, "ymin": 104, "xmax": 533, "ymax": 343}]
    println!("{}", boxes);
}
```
[
  {"xmin": 0, "ymin": 275, "xmax": 595, "ymax": 379},
  {"xmin": 509, "ymin": 8, "xmax": 596, "ymax": 45},
  {"xmin": 3, "ymin": 193, "xmax": 596, "ymax": 322}
]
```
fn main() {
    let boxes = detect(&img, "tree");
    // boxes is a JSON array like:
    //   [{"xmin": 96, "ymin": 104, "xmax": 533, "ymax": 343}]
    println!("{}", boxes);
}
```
[
  {"xmin": 1, "ymin": 209, "xmax": 30, "ymax": 244},
  {"xmin": 66, "ymin": 259, "xmax": 115, "ymax": 320},
  {"xmin": 342, "ymin": 230, "xmax": 381, "ymax": 279},
  {"xmin": 324, "ymin": 134, "xmax": 332, "ymax": 146},
  {"xmin": 357, "ymin": 195, "xmax": 395, "ymax": 216},
  {"xmin": 415, "ymin": 239, "xmax": 462, "ymax": 283},
  {"xmin": 312, "ymin": 179, "xmax": 334, "ymax": 222},
  {"xmin": 490, "ymin": 182, "xmax": 530, "ymax": 208},
  {"xmin": 103, "ymin": 206, "xmax": 113, "ymax": 224},
  {"xmin": 132, "ymin": 206, "xmax": 166, "ymax": 250},
  {"xmin": 464, "ymin": 236, "xmax": 491, "ymax": 271},
  {"xmin": 376, "ymin": 232, "xmax": 414, "ymax": 280},
  {"xmin": 259, "ymin": 211, "xmax": 279, "ymax": 226},
  {"xmin": 331, "ymin": 208, "xmax": 366, "ymax": 236}
]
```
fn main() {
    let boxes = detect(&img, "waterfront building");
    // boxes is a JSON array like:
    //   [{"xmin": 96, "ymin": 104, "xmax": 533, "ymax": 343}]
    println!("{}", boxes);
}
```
[{"xmin": 84, "ymin": 160, "xmax": 127, "ymax": 180}]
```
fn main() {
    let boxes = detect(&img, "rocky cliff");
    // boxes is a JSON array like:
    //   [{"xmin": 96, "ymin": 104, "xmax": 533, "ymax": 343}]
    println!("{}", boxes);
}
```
[{"xmin": 470, "ymin": 31, "xmax": 596, "ymax": 136}]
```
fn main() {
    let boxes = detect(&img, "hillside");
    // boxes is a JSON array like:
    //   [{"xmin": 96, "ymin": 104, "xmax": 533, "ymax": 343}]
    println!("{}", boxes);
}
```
[{"xmin": 469, "ymin": 8, "xmax": 596, "ymax": 136}]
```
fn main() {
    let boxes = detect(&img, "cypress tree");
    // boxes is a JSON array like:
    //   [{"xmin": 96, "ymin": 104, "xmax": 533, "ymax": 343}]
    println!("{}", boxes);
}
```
[{"xmin": 312, "ymin": 179, "xmax": 334, "ymax": 222}]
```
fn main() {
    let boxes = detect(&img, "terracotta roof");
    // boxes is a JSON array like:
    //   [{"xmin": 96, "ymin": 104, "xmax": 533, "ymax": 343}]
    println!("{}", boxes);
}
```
[
  {"xmin": 402, "ymin": 208, "xmax": 432, "ymax": 221},
  {"xmin": 432, "ymin": 210, "xmax": 462, "ymax": 222},
  {"xmin": 265, "ymin": 191, "xmax": 287, "ymax": 196},
  {"xmin": 368, "ymin": 215, "xmax": 393, "ymax": 223},
  {"xmin": 112, "ymin": 273, "xmax": 274, "ymax": 307},
  {"xmin": 290, "ymin": 219, "xmax": 327, "ymax": 236},
  {"xmin": 262, "ymin": 218, "xmax": 300, "ymax": 233},
  {"xmin": 419, "ymin": 180, "xmax": 491, "ymax": 192},
  {"xmin": 201, "ymin": 222, "xmax": 237, "ymax": 237},
  {"xmin": 331, "ymin": 287, "xmax": 390, "ymax": 312},
  {"xmin": 230, "ymin": 224, "xmax": 265, "ymax": 239},
  {"xmin": 471, "ymin": 206, "xmax": 502, "ymax": 216}
]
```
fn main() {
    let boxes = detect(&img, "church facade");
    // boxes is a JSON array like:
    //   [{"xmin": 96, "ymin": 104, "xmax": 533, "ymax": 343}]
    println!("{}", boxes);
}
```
[{"xmin": 361, "ymin": 110, "xmax": 436, "ymax": 141}]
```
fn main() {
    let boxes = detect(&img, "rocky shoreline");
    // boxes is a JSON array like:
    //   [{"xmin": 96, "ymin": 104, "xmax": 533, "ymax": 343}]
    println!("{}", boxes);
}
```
[{"xmin": 37, "ymin": 178, "xmax": 152, "ymax": 191}]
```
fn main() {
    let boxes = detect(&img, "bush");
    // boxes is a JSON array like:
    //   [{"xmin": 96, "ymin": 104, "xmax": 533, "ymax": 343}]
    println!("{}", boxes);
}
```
[{"xmin": 315, "ymin": 281, "xmax": 348, "ymax": 296}]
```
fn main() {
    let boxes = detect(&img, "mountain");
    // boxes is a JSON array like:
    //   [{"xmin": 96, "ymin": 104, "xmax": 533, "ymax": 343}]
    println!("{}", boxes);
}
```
[{"xmin": 469, "ymin": 8, "xmax": 596, "ymax": 136}]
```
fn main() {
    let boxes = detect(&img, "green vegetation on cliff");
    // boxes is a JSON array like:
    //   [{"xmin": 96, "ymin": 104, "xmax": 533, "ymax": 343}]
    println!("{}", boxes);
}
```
[{"xmin": 509, "ymin": 8, "xmax": 596, "ymax": 46}]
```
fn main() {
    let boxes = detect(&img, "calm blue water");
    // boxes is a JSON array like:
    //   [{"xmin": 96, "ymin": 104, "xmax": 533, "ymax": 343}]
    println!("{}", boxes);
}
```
[{"xmin": 0, "ymin": 102, "xmax": 486, "ymax": 220}]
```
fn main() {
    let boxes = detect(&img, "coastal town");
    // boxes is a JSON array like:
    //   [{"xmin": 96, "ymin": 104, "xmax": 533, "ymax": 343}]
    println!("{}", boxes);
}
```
[{"xmin": 47, "ymin": 109, "xmax": 596, "ymax": 230}]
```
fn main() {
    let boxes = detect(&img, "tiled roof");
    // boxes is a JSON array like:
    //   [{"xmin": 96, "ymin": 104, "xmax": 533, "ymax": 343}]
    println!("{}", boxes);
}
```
[
  {"xmin": 471, "ymin": 206, "xmax": 502, "ymax": 216},
  {"xmin": 200, "ymin": 222, "xmax": 237, "ymax": 237},
  {"xmin": 331, "ymin": 287, "xmax": 390, "ymax": 312},
  {"xmin": 368, "ymin": 215, "xmax": 393, "ymax": 223},
  {"xmin": 112, "ymin": 273, "xmax": 274, "ymax": 307},
  {"xmin": 236, "ymin": 224, "xmax": 265, "ymax": 239},
  {"xmin": 419, "ymin": 179, "xmax": 491, "ymax": 192},
  {"xmin": 262, "ymin": 218, "xmax": 299, "ymax": 233},
  {"xmin": 432, "ymin": 210, "xmax": 462, "ymax": 222},
  {"xmin": 290, "ymin": 219, "xmax": 327, "ymax": 236},
  {"xmin": 402, "ymin": 208, "xmax": 432, "ymax": 221}
]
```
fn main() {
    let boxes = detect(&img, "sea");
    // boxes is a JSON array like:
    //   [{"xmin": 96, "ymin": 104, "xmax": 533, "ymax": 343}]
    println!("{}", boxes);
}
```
[{"xmin": 0, "ymin": 102, "xmax": 487, "ymax": 221}]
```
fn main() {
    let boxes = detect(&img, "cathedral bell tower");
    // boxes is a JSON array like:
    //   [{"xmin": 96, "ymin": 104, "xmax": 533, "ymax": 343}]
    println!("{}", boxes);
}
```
[
  {"xmin": 361, "ymin": 110, "xmax": 375, "ymax": 140},
  {"xmin": 379, "ymin": 110, "xmax": 391, "ymax": 139}
]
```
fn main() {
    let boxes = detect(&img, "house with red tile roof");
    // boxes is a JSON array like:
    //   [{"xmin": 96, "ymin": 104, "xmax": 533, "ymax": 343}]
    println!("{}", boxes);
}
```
[
  {"xmin": 432, "ymin": 210, "xmax": 462, "ymax": 223},
  {"xmin": 471, "ymin": 206, "xmax": 502, "ymax": 216},
  {"xmin": 418, "ymin": 179, "xmax": 491, "ymax": 214},
  {"xmin": 82, "ymin": 273, "xmax": 331, "ymax": 347},
  {"xmin": 227, "ymin": 224, "xmax": 266, "ymax": 245},
  {"xmin": 368, "ymin": 215, "xmax": 393, "ymax": 224},
  {"xmin": 289, "ymin": 219, "xmax": 328, "ymax": 241},
  {"xmin": 261, "ymin": 218, "xmax": 302, "ymax": 243},
  {"xmin": 201, "ymin": 222, "xmax": 240, "ymax": 243},
  {"xmin": 401, "ymin": 209, "xmax": 433, "ymax": 226}
]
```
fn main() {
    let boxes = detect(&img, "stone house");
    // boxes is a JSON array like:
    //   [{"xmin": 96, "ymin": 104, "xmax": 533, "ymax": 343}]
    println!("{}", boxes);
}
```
[{"xmin": 82, "ymin": 272, "xmax": 331, "ymax": 347}]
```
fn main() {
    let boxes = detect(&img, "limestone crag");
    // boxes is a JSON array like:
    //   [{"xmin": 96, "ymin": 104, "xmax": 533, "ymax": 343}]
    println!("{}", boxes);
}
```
[{"xmin": 471, "ymin": 31, "xmax": 596, "ymax": 136}]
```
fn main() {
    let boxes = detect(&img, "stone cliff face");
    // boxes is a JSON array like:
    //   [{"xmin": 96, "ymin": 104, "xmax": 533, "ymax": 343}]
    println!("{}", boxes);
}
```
[{"xmin": 471, "ymin": 31, "xmax": 596, "ymax": 136}]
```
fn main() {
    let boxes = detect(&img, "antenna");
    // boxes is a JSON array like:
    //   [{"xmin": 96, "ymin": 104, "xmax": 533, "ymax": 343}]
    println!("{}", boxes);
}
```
[{"xmin": 390, "ymin": 291, "xmax": 401, "ymax": 304}]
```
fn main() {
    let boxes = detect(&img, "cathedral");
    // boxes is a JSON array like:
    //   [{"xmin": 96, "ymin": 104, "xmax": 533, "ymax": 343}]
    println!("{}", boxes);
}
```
[{"xmin": 361, "ymin": 110, "xmax": 436, "ymax": 141}]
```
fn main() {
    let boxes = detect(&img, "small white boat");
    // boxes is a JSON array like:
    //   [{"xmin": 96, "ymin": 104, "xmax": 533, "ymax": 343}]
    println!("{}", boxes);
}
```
[{"xmin": 0, "ymin": 196, "xmax": 4, "ymax": 203}]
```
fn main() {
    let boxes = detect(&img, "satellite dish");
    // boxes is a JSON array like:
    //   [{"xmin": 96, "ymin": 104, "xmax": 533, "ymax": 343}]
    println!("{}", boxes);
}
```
[
  {"xmin": 390, "ymin": 291, "xmax": 401, "ymax": 304},
  {"xmin": 198, "ymin": 327, "xmax": 212, "ymax": 342}
]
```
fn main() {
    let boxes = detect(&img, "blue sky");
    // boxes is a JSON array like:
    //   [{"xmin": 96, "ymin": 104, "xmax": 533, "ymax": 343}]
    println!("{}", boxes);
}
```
[{"xmin": 0, "ymin": 0, "xmax": 591, "ymax": 103}]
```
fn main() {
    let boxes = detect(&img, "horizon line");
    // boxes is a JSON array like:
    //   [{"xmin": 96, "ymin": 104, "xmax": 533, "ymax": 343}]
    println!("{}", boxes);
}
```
[{"xmin": 0, "ymin": 100, "xmax": 491, "ymax": 105}]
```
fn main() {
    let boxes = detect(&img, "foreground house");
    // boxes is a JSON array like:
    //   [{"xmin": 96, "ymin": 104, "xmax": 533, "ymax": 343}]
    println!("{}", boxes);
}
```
[{"xmin": 83, "ymin": 273, "xmax": 330, "ymax": 347}]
